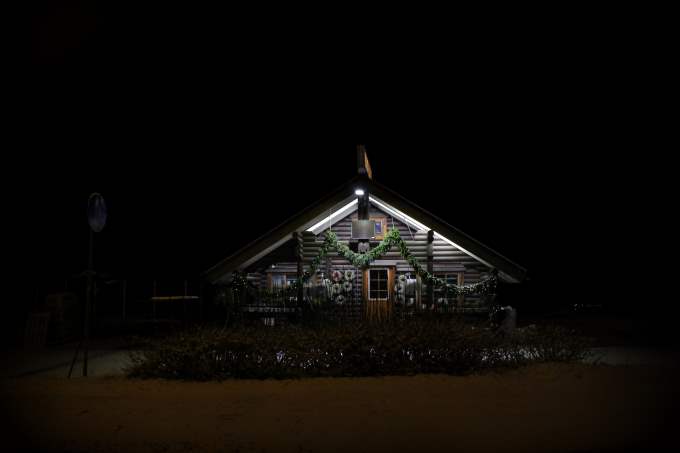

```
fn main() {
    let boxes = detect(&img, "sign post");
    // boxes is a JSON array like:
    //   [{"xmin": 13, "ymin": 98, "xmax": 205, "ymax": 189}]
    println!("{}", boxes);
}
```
[{"xmin": 68, "ymin": 193, "xmax": 106, "ymax": 378}]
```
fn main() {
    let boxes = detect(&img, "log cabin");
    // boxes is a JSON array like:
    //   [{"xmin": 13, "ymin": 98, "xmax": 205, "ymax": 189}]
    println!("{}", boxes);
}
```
[{"xmin": 205, "ymin": 146, "xmax": 526, "ymax": 322}]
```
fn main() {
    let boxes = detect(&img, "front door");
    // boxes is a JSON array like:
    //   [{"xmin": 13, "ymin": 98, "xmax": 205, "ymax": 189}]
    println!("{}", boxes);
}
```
[{"xmin": 363, "ymin": 267, "xmax": 394, "ymax": 321}]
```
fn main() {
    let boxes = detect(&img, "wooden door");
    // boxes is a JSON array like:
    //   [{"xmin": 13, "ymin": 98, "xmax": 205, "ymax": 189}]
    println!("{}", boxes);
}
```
[{"xmin": 363, "ymin": 267, "xmax": 394, "ymax": 322}]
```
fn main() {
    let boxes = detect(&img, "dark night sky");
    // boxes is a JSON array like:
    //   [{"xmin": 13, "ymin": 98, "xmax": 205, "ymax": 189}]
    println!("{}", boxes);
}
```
[{"xmin": 16, "ymin": 2, "xmax": 673, "ymax": 317}]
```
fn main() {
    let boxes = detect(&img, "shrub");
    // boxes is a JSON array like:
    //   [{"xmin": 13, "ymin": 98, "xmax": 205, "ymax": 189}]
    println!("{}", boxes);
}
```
[{"xmin": 127, "ymin": 320, "xmax": 592, "ymax": 380}]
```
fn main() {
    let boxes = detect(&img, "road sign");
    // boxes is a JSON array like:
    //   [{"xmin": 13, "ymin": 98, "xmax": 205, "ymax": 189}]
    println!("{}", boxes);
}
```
[{"xmin": 87, "ymin": 193, "xmax": 107, "ymax": 232}]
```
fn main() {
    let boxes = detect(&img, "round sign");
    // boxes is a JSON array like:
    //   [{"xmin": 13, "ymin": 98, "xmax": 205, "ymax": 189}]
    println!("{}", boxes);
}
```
[{"xmin": 87, "ymin": 193, "xmax": 107, "ymax": 233}]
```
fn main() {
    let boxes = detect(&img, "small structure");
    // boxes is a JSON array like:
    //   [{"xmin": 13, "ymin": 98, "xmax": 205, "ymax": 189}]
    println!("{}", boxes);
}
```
[{"xmin": 205, "ymin": 147, "xmax": 526, "ymax": 321}]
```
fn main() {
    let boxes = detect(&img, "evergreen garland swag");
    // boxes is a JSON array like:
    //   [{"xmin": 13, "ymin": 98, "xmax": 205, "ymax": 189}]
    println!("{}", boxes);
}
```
[{"xmin": 299, "ymin": 228, "xmax": 498, "ymax": 296}]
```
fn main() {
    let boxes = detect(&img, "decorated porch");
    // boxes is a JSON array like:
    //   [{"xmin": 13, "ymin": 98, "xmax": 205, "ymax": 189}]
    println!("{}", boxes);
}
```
[{"xmin": 219, "ymin": 226, "xmax": 500, "ymax": 324}]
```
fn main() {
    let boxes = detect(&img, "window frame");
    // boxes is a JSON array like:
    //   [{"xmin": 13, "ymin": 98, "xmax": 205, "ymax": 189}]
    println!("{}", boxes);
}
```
[
  {"xmin": 434, "ymin": 273, "xmax": 461, "ymax": 301},
  {"xmin": 371, "ymin": 216, "xmax": 387, "ymax": 240},
  {"xmin": 368, "ymin": 268, "xmax": 389, "ymax": 301},
  {"xmin": 269, "ymin": 272, "xmax": 295, "ymax": 290}
]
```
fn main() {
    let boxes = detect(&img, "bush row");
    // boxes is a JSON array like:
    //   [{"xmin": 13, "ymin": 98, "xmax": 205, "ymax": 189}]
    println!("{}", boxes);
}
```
[{"xmin": 127, "ymin": 320, "xmax": 592, "ymax": 380}]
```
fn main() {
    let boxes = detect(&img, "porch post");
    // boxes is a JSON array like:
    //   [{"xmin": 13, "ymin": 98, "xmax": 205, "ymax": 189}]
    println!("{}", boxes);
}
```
[
  {"xmin": 294, "ymin": 231, "xmax": 304, "ymax": 304},
  {"xmin": 457, "ymin": 273, "xmax": 465, "ymax": 309},
  {"xmin": 427, "ymin": 229, "xmax": 434, "ymax": 308}
]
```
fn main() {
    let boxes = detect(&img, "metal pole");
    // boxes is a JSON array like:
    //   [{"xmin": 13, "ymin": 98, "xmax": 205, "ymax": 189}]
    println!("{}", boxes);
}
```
[
  {"xmin": 183, "ymin": 280, "xmax": 188, "ymax": 320},
  {"xmin": 83, "ymin": 228, "xmax": 93, "ymax": 377},
  {"xmin": 67, "ymin": 338, "xmax": 81, "ymax": 378},
  {"xmin": 122, "ymin": 279, "xmax": 127, "ymax": 322},
  {"xmin": 153, "ymin": 280, "xmax": 157, "ymax": 321},
  {"xmin": 199, "ymin": 281, "xmax": 203, "ymax": 321}
]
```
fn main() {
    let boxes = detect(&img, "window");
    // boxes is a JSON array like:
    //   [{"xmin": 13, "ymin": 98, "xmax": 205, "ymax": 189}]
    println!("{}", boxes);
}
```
[
  {"xmin": 270, "ymin": 274, "xmax": 286, "ymax": 289},
  {"xmin": 435, "ymin": 273, "xmax": 459, "ymax": 302},
  {"xmin": 369, "ymin": 269, "xmax": 389, "ymax": 300},
  {"xmin": 269, "ymin": 273, "xmax": 296, "ymax": 290},
  {"xmin": 372, "ymin": 216, "xmax": 387, "ymax": 240}
]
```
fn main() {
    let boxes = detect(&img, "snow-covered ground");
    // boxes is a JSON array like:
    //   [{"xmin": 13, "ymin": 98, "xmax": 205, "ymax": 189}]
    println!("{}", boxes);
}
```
[{"xmin": 4, "ymin": 363, "xmax": 678, "ymax": 452}]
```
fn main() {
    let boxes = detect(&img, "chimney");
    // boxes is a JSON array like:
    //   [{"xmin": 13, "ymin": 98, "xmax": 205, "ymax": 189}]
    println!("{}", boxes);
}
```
[{"xmin": 357, "ymin": 144, "xmax": 373, "ymax": 180}]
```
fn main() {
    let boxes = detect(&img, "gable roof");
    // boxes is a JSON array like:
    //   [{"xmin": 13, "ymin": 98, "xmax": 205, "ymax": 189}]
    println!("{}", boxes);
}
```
[{"xmin": 204, "ymin": 176, "xmax": 527, "ymax": 284}]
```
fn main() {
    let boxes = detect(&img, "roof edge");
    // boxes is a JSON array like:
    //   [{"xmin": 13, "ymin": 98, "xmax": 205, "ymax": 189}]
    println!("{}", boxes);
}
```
[
  {"xmin": 366, "ymin": 180, "xmax": 527, "ymax": 282},
  {"xmin": 204, "ymin": 175, "xmax": 527, "ymax": 284},
  {"xmin": 203, "ymin": 175, "xmax": 363, "ymax": 283}
]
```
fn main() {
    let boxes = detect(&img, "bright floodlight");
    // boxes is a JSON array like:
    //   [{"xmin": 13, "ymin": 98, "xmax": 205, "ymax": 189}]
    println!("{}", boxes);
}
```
[{"xmin": 355, "ymin": 189, "xmax": 365, "ymax": 196}]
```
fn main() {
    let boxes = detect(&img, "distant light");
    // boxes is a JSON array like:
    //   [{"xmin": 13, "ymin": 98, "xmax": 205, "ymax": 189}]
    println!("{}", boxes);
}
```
[
  {"xmin": 355, "ymin": 189, "xmax": 365, "ymax": 196},
  {"xmin": 271, "ymin": 264, "xmax": 276, "ymax": 268}
]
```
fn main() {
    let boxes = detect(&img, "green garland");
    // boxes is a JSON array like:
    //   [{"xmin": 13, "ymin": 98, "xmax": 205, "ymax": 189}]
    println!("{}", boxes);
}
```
[
  {"xmin": 300, "ymin": 228, "xmax": 498, "ymax": 296},
  {"xmin": 228, "ymin": 271, "xmax": 254, "ymax": 293}
]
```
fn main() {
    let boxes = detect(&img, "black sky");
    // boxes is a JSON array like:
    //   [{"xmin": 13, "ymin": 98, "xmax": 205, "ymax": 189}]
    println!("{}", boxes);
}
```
[{"xmin": 16, "ymin": 2, "xmax": 673, "ymax": 318}]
